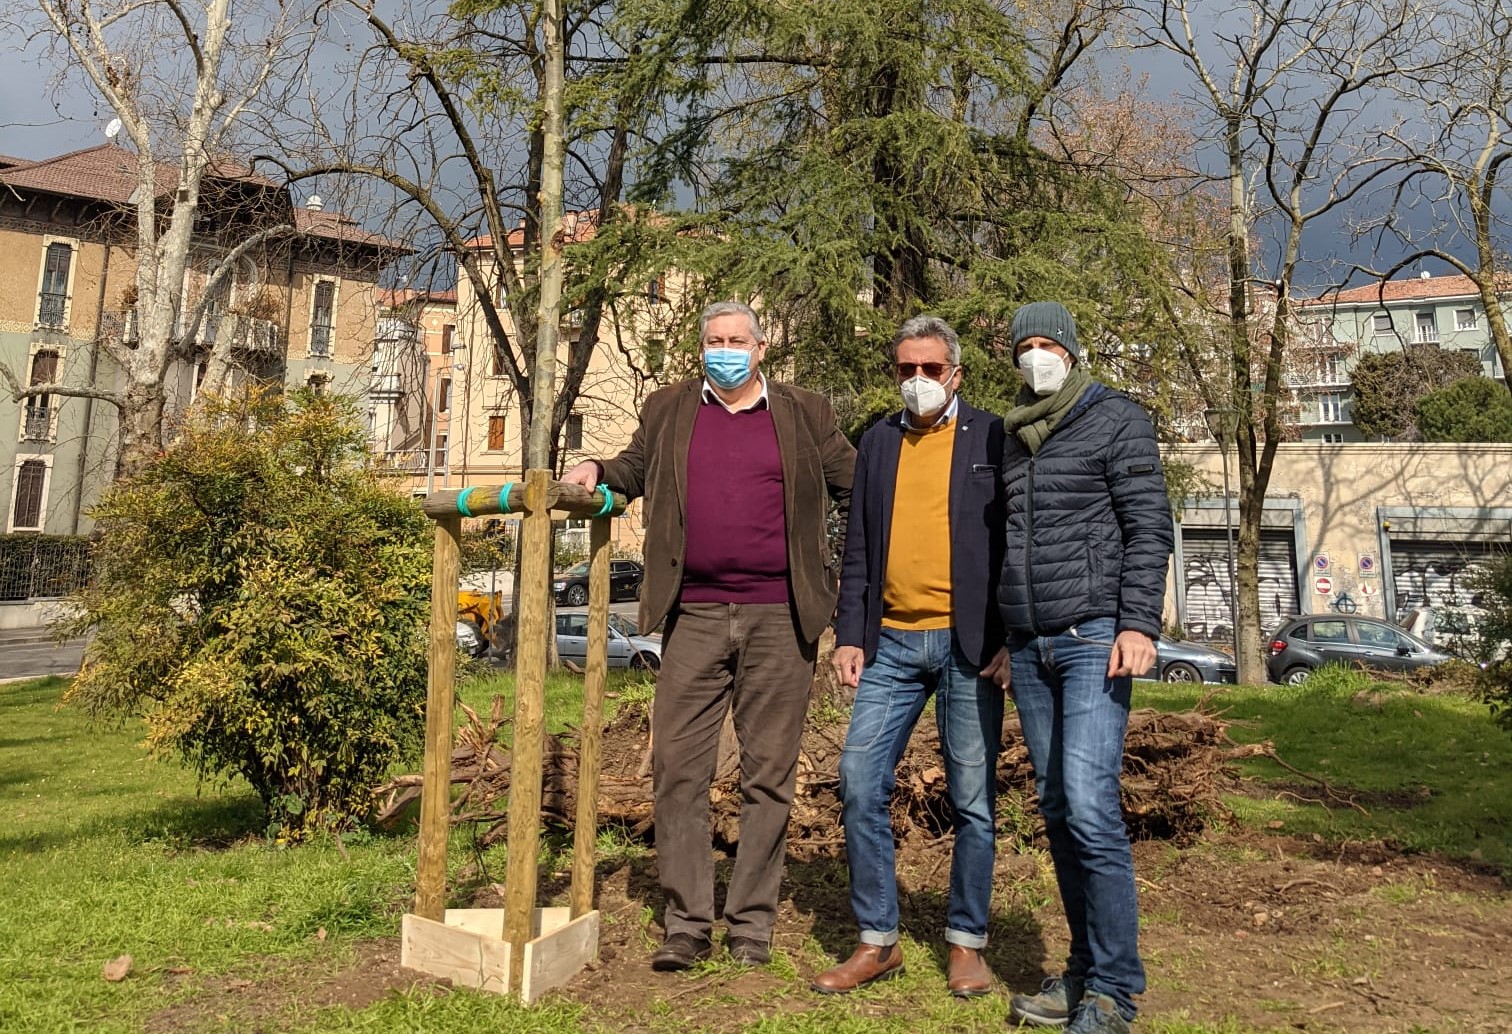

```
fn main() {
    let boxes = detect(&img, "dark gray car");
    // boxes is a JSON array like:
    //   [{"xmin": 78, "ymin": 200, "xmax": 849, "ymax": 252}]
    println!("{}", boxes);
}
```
[
  {"xmin": 1155, "ymin": 635, "xmax": 1238, "ymax": 684},
  {"xmin": 1266, "ymin": 615, "xmax": 1452, "ymax": 685}
]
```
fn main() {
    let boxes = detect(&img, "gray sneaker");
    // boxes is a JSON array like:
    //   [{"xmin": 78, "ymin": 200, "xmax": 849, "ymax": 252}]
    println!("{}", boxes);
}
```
[
  {"xmin": 1009, "ymin": 975, "xmax": 1085, "ymax": 1027},
  {"xmin": 1067, "ymin": 993, "xmax": 1131, "ymax": 1034}
]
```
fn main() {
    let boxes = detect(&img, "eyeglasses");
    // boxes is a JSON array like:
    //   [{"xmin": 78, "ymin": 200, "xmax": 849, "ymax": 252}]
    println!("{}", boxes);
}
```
[
  {"xmin": 703, "ymin": 337, "xmax": 758, "ymax": 351},
  {"xmin": 893, "ymin": 361, "xmax": 955, "ymax": 380}
]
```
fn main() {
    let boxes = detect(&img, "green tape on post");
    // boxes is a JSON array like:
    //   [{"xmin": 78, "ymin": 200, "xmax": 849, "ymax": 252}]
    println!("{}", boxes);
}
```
[
  {"xmin": 498, "ymin": 482, "xmax": 516, "ymax": 514},
  {"xmin": 456, "ymin": 486, "xmax": 478, "ymax": 518},
  {"xmin": 594, "ymin": 483, "xmax": 615, "ymax": 517}
]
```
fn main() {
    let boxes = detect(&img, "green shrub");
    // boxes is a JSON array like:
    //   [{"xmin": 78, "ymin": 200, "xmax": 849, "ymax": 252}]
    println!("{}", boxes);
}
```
[
  {"xmin": 1414, "ymin": 376, "xmax": 1512, "ymax": 442},
  {"xmin": 1471, "ymin": 553, "xmax": 1512, "ymax": 733},
  {"xmin": 62, "ymin": 389, "xmax": 431, "ymax": 839}
]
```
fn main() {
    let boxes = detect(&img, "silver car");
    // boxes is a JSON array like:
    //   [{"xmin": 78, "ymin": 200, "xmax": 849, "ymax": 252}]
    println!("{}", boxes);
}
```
[{"xmin": 555, "ymin": 611, "xmax": 661, "ymax": 670}]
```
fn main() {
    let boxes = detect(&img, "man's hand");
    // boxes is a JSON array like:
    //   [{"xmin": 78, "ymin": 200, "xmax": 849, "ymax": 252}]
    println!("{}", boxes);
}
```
[
  {"xmin": 832, "ymin": 645, "xmax": 865, "ymax": 688},
  {"xmin": 561, "ymin": 460, "xmax": 601, "ymax": 489},
  {"xmin": 1107, "ymin": 630, "xmax": 1156, "ymax": 678},
  {"xmin": 981, "ymin": 646, "xmax": 1011, "ymax": 692}
]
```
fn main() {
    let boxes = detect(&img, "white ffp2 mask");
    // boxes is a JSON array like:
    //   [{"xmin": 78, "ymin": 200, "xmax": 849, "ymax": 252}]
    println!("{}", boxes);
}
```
[
  {"xmin": 1018, "ymin": 348, "xmax": 1070, "ymax": 396},
  {"xmin": 900, "ymin": 375, "xmax": 949, "ymax": 417}
]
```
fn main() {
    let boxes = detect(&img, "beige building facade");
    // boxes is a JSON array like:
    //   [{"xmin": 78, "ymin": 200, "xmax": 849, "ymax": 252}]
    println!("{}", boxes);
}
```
[
  {"xmin": 0, "ymin": 144, "xmax": 402, "ymax": 543},
  {"xmin": 1165, "ymin": 443, "xmax": 1512, "ymax": 643},
  {"xmin": 428, "ymin": 222, "xmax": 696, "ymax": 551}
]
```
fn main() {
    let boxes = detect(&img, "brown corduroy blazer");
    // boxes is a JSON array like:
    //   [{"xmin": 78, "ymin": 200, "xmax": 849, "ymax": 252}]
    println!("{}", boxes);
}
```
[{"xmin": 597, "ymin": 378, "xmax": 855, "ymax": 645}]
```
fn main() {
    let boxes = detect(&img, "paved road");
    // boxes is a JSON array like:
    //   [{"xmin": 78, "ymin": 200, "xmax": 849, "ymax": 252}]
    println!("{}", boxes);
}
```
[
  {"xmin": 2, "ymin": 599, "xmax": 643, "ymax": 683},
  {"xmin": 0, "ymin": 636, "xmax": 85, "ymax": 683}
]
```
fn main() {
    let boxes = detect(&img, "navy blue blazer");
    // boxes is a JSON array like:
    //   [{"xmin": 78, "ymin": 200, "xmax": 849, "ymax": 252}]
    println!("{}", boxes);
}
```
[{"xmin": 834, "ymin": 400, "xmax": 1006, "ymax": 668}]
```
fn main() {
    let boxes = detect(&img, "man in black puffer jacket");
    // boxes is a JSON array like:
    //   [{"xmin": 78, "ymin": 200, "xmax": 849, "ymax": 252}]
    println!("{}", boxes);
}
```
[{"xmin": 984, "ymin": 302, "xmax": 1173, "ymax": 1034}]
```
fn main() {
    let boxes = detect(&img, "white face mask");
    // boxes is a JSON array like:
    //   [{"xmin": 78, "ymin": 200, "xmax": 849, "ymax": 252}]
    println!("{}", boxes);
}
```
[
  {"xmin": 1018, "ymin": 348, "xmax": 1070, "ymax": 396},
  {"xmin": 900, "ymin": 374, "xmax": 949, "ymax": 418}
]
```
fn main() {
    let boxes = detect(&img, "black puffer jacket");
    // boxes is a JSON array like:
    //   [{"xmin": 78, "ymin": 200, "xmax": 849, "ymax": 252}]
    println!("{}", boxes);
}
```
[{"xmin": 997, "ymin": 383, "xmax": 1174, "ymax": 638}]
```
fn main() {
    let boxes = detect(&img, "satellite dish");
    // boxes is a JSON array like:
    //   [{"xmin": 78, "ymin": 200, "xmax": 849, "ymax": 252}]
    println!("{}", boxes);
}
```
[{"xmin": 104, "ymin": 118, "xmax": 122, "ymax": 140}]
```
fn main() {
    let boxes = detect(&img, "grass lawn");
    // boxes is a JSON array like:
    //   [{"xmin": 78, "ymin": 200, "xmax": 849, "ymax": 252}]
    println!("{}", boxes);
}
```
[
  {"xmin": 2, "ymin": 665, "xmax": 1507, "ymax": 1033},
  {"xmin": 1133, "ymin": 666, "xmax": 1512, "ymax": 871}
]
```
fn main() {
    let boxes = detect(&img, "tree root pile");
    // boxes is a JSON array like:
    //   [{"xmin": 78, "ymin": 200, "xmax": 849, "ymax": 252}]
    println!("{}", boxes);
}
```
[{"xmin": 373, "ymin": 690, "xmax": 1265, "ymax": 862}]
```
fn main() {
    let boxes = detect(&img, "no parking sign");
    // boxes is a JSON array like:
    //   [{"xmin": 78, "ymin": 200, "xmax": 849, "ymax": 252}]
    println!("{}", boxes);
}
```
[{"xmin": 1359, "ymin": 553, "xmax": 1378, "ymax": 577}]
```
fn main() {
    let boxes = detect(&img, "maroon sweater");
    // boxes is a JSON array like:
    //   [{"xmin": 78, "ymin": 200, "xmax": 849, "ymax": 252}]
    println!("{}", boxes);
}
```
[{"xmin": 680, "ymin": 399, "xmax": 790, "ymax": 604}]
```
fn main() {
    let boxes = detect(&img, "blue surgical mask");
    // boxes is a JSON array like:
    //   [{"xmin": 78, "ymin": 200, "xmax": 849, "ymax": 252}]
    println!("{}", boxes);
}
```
[{"xmin": 704, "ymin": 347, "xmax": 754, "ymax": 390}]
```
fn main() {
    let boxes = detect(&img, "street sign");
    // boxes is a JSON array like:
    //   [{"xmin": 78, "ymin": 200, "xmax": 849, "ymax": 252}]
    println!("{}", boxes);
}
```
[
  {"xmin": 1314, "ymin": 575, "xmax": 1333, "ymax": 595},
  {"xmin": 1359, "ymin": 553, "xmax": 1378, "ymax": 576},
  {"xmin": 1359, "ymin": 582, "xmax": 1379, "ymax": 597},
  {"xmin": 1313, "ymin": 553, "xmax": 1330, "ymax": 572}
]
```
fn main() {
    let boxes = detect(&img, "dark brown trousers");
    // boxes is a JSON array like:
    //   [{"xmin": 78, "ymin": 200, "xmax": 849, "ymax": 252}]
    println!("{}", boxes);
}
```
[{"xmin": 652, "ymin": 601, "xmax": 817, "ymax": 942}]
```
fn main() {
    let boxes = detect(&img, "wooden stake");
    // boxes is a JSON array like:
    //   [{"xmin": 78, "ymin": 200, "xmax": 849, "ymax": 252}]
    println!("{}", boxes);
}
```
[
  {"xmin": 503, "ymin": 469, "xmax": 552, "ymax": 990},
  {"xmin": 415, "ymin": 516, "xmax": 461, "ymax": 921},
  {"xmin": 570, "ymin": 515, "xmax": 611, "ymax": 918}
]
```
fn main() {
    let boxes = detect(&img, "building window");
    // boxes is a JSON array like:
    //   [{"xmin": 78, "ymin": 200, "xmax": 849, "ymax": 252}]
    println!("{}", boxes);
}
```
[
  {"xmin": 487, "ymin": 414, "xmax": 506, "ymax": 452},
  {"xmin": 1371, "ymin": 313, "xmax": 1392, "ymax": 337},
  {"xmin": 432, "ymin": 433, "xmax": 448, "ymax": 469},
  {"xmin": 23, "ymin": 350, "xmax": 58, "ymax": 442},
  {"xmin": 491, "ymin": 333, "xmax": 511, "ymax": 377},
  {"xmin": 307, "ymin": 372, "xmax": 328, "ymax": 395},
  {"xmin": 1322, "ymin": 352, "xmax": 1343, "ymax": 384},
  {"xmin": 647, "ymin": 276, "xmax": 664, "ymax": 303},
  {"xmin": 37, "ymin": 242, "xmax": 72, "ymax": 328},
  {"xmin": 1456, "ymin": 307, "xmax": 1478, "ymax": 331},
  {"xmin": 1414, "ymin": 311, "xmax": 1438, "ymax": 343},
  {"xmin": 1322, "ymin": 432, "xmax": 1343, "ymax": 443},
  {"xmin": 10, "ymin": 458, "xmax": 48, "ymax": 531},
  {"xmin": 1318, "ymin": 392, "xmax": 1343, "ymax": 423},
  {"xmin": 441, "ymin": 323, "xmax": 454, "ymax": 354},
  {"xmin": 565, "ymin": 413, "xmax": 583, "ymax": 451},
  {"xmin": 310, "ymin": 280, "xmax": 336, "ymax": 356},
  {"xmin": 438, "ymin": 377, "xmax": 452, "ymax": 413}
]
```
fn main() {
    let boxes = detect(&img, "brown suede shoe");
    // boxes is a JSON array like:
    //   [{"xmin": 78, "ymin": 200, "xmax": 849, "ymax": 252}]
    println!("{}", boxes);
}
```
[
  {"xmin": 945, "ymin": 944, "xmax": 993, "ymax": 998},
  {"xmin": 810, "ymin": 943, "xmax": 904, "ymax": 994}
]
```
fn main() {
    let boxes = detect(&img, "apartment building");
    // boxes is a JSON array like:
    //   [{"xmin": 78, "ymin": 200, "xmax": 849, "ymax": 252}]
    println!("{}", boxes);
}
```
[
  {"xmin": 1294, "ymin": 272, "xmax": 1510, "ymax": 442},
  {"xmin": 371, "ymin": 287, "xmax": 458, "ymax": 484},
  {"xmin": 0, "ymin": 143, "xmax": 404, "ymax": 538},
  {"xmin": 420, "ymin": 215, "xmax": 691, "ymax": 550}
]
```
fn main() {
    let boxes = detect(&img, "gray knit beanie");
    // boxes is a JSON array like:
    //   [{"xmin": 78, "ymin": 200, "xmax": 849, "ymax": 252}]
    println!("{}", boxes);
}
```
[{"xmin": 1010, "ymin": 301, "xmax": 1080, "ymax": 362}]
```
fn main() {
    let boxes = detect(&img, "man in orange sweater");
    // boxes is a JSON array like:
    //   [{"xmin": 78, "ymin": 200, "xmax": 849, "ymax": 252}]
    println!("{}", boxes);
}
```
[{"xmin": 812, "ymin": 316, "xmax": 1007, "ymax": 996}]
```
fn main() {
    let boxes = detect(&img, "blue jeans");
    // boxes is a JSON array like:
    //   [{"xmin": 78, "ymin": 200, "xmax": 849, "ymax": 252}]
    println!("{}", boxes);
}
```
[
  {"xmin": 1009, "ymin": 616, "xmax": 1144, "ymax": 1019},
  {"xmin": 838, "ymin": 627, "xmax": 1004, "ymax": 948}
]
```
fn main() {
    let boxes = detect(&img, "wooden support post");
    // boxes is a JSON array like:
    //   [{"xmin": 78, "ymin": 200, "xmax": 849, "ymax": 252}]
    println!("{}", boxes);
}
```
[
  {"xmin": 570, "ymin": 515, "xmax": 611, "ymax": 918},
  {"xmin": 503, "ymin": 469, "xmax": 552, "ymax": 991},
  {"xmin": 415, "ymin": 516, "xmax": 462, "ymax": 921}
]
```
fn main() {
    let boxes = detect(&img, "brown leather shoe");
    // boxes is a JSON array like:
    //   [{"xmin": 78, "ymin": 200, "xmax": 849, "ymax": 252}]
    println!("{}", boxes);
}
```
[
  {"xmin": 946, "ymin": 944, "xmax": 993, "ymax": 998},
  {"xmin": 810, "ymin": 942, "xmax": 904, "ymax": 994}
]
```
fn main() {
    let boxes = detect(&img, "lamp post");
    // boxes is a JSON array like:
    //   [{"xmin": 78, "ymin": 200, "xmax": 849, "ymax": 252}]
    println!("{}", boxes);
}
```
[{"xmin": 1203, "ymin": 407, "xmax": 1240, "ymax": 660}]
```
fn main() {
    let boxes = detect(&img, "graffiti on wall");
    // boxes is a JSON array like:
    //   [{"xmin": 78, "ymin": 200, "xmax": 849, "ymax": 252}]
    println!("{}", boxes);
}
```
[{"xmin": 1181, "ymin": 542, "xmax": 1299, "ymax": 642}]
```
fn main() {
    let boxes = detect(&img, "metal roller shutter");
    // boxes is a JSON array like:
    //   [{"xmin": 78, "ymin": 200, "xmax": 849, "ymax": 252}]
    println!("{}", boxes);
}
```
[
  {"xmin": 1180, "ymin": 529, "xmax": 1300, "ymax": 642},
  {"xmin": 1388, "ymin": 539, "xmax": 1503, "ymax": 626}
]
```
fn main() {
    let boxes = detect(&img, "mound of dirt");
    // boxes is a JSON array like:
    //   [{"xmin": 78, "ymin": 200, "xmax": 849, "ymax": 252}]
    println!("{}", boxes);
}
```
[{"xmin": 373, "ymin": 685, "xmax": 1261, "ymax": 865}]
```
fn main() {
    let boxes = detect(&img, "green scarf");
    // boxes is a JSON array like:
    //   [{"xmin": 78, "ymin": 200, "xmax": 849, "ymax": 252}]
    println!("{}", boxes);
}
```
[{"xmin": 1003, "ymin": 365, "xmax": 1094, "ymax": 455}]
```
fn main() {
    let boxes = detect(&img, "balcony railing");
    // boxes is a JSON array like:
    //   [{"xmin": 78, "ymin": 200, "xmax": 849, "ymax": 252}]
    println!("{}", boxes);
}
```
[
  {"xmin": 310, "ymin": 323, "xmax": 333, "ymax": 357},
  {"xmin": 375, "ymin": 449, "xmax": 430, "ymax": 475},
  {"xmin": 37, "ymin": 292, "xmax": 67, "ymax": 329},
  {"xmin": 224, "ymin": 313, "xmax": 280, "ymax": 355},
  {"xmin": 21, "ymin": 407, "xmax": 51, "ymax": 442}
]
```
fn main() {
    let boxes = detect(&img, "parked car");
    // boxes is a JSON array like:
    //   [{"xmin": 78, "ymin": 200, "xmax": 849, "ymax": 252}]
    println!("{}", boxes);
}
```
[
  {"xmin": 1266, "ymin": 615, "xmax": 1452, "ymax": 685},
  {"xmin": 552, "ymin": 559, "xmax": 644, "ymax": 606},
  {"xmin": 555, "ymin": 611, "xmax": 662, "ymax": 670},
  {"xmin": 1154, "ymin": 635, "xmax": 1238, "ymax": 684}
]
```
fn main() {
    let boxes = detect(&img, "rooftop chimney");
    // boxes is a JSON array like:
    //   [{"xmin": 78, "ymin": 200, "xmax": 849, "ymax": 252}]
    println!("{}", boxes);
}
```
[
  {"xmin": 1419, "ymin": 270, "xmax": 1431, "ymax": 279},
  {"xmin": 306, "ymin": 194, "xmax": 324, "ymax": 211}
]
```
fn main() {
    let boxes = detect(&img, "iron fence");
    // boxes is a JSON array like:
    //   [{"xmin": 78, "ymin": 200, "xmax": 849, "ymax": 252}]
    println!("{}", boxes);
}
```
[{"xmin": 0, "ymin": 535, "xmax": 92, "ymax": 602}]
